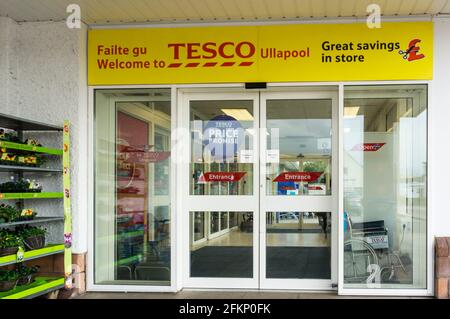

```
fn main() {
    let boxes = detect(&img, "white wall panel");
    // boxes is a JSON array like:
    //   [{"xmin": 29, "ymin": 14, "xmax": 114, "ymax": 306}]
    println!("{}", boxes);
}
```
[{"xmin": 430, "ymin": 18, "xmax": 450, "ymax": 237}]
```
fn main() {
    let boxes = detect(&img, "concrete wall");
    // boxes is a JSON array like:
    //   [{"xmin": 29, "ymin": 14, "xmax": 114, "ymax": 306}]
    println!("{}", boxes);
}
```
[{"xmin": 0, "ymin": 17, "xmax": 88, "ymax": 254}]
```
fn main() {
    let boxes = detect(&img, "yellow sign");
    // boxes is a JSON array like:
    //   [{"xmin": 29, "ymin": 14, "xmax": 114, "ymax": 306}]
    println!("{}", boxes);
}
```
[{"xmin": 88, "ymin": 22, "xmax": 433, "ymax": 85}]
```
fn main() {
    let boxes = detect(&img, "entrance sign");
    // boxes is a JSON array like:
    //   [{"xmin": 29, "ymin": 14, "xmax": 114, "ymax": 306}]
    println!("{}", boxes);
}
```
[
  {"xmin": 198, "ymin": 172, "xmax": 246, "ymax": 183},
  {"xmin": 273, "ymin": 172, "xmax": 322, "ymax": 183},
  {"xmin": 88, "ymin": 22, "xmax": 433, "ymax": 85}
]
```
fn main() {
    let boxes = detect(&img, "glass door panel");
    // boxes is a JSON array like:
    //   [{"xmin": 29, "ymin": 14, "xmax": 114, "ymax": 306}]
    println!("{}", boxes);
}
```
[
  {"xmin": 184, "ymin": 92, "xmax": 259, "ymax": 289},
  {"xmin": 266, "ymin": 212, "xmax": 331, "ymax": 279},
  {"xmin": 190, "ymin": 100, "xmax": 254, "ymax": 196},
  {"xmin": 260, "ymin": 90, "xmax": 338, "ymax": 290},
  {"xmin": 190, "ymin": 211, "xmax": 253, "ymax": 278},
  {"xmin": 266, "ymin": 99, "xmax": 332, "ymax": 196}
]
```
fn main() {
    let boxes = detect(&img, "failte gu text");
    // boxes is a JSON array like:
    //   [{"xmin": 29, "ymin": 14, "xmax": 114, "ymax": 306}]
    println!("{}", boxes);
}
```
[{"xmin": 97, "ymin": 45, "xmax": 147, "ymax": 57}]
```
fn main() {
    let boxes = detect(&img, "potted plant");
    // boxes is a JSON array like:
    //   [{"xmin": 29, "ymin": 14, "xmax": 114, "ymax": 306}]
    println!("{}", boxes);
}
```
[
  {"xmin": 0, "ymin": 204, "xmax": 20, "ymax": 223},
  {"xmin": 16, "ymin": 226, "xmax": 46, "ymax": 250},
  {"xmin": 13, "ymin": 209, "xmax": 37, "ymax": 222},
  {"xmin": 0, "ymin": 230, "xmax": 23, "ymax": 257},
  {"xmin": 0, "ymin": 178, "xmax": 42, "ymax": 193},
  {"xmin": 0, "ymin": 269, "xmax": 19, "ymax": 292},
  {"xmin": 0, "ymin": 129, "xmax": 21, "ymax": 143},
  {"xmin": 16, "ymin": 265, "xmax": 40, "ymax": 286},
  {"xmin": 0, "ymin": 178, "xmax": 29, "ymax": 193},
  {"xmin": 17, "ymin": 154, "xmax": 44, "ymax": 167}
]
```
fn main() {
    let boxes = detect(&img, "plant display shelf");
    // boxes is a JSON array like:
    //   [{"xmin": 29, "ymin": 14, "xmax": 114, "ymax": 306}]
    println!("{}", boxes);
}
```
[
  {"xmin": 0, "ymin": 244, "xmax": 65, "ymax": 267},
  {"xmin": 0, "ymin": 113, "xmax": 72, "ymax": 299},
  {"xmin": 0, "ymin": 140, "xmax": 62, "ymax": 156},
  {"xmin": 0, "ymin": 192, "xmax": 64, "ymax": 200},
  {"xmin": 0, "ymin": 276, "xmax": 64, "ymax": 299},
  {"xmin": 0, "ymin": 165, "xmax": 62, "ymax": 173},
  {"xmin": 0, "ymin": 216, "xmax": 64, "ymax": 228}
]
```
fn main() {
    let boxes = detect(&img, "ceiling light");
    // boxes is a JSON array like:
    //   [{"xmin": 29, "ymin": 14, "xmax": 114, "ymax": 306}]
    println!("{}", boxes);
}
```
[{"xmin": 221, "ymin": 108, "xmax": 254, "ymax": 121}]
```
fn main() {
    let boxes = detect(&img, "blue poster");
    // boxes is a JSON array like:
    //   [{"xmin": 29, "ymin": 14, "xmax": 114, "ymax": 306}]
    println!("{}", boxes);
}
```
[{"xmin": 203, "ymin": 115, "xmax": 243, "ymax": 162}]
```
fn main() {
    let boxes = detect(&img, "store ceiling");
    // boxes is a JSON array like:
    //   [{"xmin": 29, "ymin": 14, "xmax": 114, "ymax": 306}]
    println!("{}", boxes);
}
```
[{"xmin": 0, "ymin": 0, "xmax": 449, "ymax": 25}]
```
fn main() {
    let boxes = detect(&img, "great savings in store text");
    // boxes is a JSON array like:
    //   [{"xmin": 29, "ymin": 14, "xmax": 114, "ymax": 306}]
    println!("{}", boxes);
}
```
[{"xmin": 88, "ymin": 22, "xmax": 433, "ymax": 85}]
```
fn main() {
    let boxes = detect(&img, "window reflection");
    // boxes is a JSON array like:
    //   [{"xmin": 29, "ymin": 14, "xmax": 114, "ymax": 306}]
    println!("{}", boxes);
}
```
[
  {"xmin": 343, "ymin": 85, "xmax": 427, "ymax": 289},
  {"xmin": 266, "ymin": 99, "xmax": 332, "ymax": 196},
  {"xmin": 95, "ymin": 89, "xmax": 171, "ymax": 285}
]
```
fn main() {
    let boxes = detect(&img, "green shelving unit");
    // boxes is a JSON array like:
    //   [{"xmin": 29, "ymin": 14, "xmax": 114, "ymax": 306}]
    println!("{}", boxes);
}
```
[
  {"xmin": 0, "ymin": 141, "xmax": 63, "ymax": 156},
  {"xmin": 0, "ymin": 165, "xmax": 62, "ymax": 173},
  {"xmin": 0, "ymin": 192, "xmax": 64, "ymax": 200},
  {"xmin": 0, "ymin": 244, "xmax": 65, "ymax": 267},
  {"xmin": 0, "ymin": 277, "xmax": 64, "ymax": 299},
  {"xmin": 0, "ymin": 216, "xmax": 64, "ymax": 229},
  {"xmin": 0, "ymin": 114, "xmax": 72, "ymax": 299}
]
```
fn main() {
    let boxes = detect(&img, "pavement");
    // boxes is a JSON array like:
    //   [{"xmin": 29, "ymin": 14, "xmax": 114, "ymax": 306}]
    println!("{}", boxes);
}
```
[{"xmin": 75, "ymin": 290, "xmax": 430, "ymax": 299}]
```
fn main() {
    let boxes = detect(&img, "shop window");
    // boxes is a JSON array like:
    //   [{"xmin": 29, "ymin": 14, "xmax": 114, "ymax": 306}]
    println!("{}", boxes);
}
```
[
  {"xmin": 343, "ymin": 85, "xmax": 427, "ymax": 289},
  {"xmin": 94, "ymin": 88, "xmax": 171, "ymax": 286}
]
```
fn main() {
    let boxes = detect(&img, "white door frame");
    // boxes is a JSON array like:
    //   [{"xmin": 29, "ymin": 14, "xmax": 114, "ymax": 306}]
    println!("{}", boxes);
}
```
[
  {"xmin": 259, "ymin": 90, "xmax": 339, "ymax": 290},
  {"xmin": 180, "ymin": 91, "xmax": 260, "ymax": 289},
  {"xmin": 179, "ymin": 88, "xmax": 338, "ymax": 290}
]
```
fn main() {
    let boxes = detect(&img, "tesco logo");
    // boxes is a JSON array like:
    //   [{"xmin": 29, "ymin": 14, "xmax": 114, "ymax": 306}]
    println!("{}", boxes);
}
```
[{"xmin": 168, "ymin": 42, "xmax": 256, "ymax": 60}]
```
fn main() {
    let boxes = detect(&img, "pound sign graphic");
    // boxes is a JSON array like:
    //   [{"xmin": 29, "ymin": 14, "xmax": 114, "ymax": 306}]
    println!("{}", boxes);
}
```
[{"xmin": 406, "ymin": 39, "xmax": 425, "ymax": 62}]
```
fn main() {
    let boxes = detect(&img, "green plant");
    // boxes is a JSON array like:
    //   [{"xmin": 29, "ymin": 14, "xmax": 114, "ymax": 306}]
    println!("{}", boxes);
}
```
[
  {"xmin": 0, "ymin": 204, "xmax": 21, "ymax": 223},
  {"xmin": 0, "ymin": 178, "xmax": 29, "ymax": 193},
  {"xmin": 16, "ymin": 225, "xmax": 47, "ymax": 239},
  {"xmin": 0, "ymin": 178, "xmax": 42, "ymax": 193},
  {"xmin": 0, "ymin": 230, "xmax": 23, "ymax": 249},
  {"xmin": 0, "ymin": 129, "xmax": 21, "ymax": 144},
  {"xmin": 0, "ymin": 269, "xmax": 20, "ymax": 282},
  {"xmin": 17, "ymin": 265, "xmax": 40, "ymax": 277}
]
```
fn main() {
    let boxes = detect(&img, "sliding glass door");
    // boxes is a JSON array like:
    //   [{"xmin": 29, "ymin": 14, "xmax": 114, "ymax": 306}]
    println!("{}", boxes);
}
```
[{"xmin": 182, "ymin": 88, "xmax": 338, "ymax": 290}]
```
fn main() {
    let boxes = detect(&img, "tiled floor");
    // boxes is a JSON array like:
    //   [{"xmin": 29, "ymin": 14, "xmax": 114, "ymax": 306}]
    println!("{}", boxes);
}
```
[{"xmin": 75, "ymin": 290, "xmax": 428, "ymax": 299}]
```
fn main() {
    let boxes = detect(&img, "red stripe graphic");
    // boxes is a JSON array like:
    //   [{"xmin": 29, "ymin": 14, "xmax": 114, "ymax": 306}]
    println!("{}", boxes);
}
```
[
  {"xmin": 186, "ymin": 63, "xmax": 200, "ymax": 67},
  {"xmin": 203, "ymin": 62, "xmax": 218, "ymax": 67},
  {"xmin": 167, "ymin": 61, "xmax": 254, "ymax": 68},
  {"xmin": 167, "ymin": 63, "xmax": 182, "ymax": 68},
  {"xmin": 221, "ymin": 62, "xmax": 235, "ymax": 67}
]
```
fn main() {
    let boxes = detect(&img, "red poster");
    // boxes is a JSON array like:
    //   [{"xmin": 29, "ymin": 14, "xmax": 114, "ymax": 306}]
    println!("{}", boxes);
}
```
[
  {"xmin": 273, "ymin": 172, "xmax": 322, "ymax": 182},
  {"xmin": 351, "ymin": 143, "xmax": 386, "ymax": 152},
  {"xmin": 199, "ymin": 172, "xmax": 246, "ymax": 182}
]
